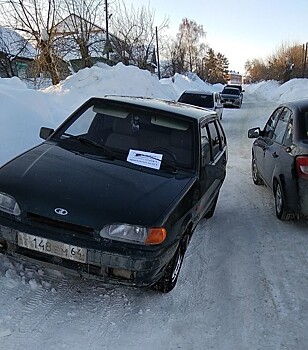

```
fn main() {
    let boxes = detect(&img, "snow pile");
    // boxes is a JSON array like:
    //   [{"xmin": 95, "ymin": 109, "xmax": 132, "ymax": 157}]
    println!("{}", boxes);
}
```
[{"xmin": 245, "ymin": 78, "xmax": 308, "ymax": 102}]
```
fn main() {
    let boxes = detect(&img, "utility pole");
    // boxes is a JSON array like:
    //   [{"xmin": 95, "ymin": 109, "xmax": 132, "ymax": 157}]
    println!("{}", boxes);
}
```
[
  {"xmin": 303, "ymin": 42, "xmax": 308, "ymax": 78},
  {"xmin": 105, "ymin": 0, "xmax": 110, "ymax": 62},
  {"xmin": 155, "ymin": 26, "xmax": 161, "ymax": 79}
]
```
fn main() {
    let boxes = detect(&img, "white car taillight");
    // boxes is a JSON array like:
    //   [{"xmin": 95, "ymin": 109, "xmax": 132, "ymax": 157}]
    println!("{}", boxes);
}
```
[{"xmin": 296, "ymin": 156, "xmax": 308, "ymax": 180}]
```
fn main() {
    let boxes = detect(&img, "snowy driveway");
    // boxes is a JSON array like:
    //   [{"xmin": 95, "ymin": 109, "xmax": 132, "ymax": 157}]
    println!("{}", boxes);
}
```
[{"xmin": 1, "ymin": 93, "xmax": 308, "ymax": 350}]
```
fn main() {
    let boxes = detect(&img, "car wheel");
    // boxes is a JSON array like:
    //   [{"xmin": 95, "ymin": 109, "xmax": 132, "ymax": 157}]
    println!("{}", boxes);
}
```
[
  {"xmin": 274, "ymin": 181, "xmax": 290, "ymax": 221},
  {"xmin": 252, "ymin": 155, "xmax": 263, "ymax": 185},
  {"xmin": 152, "ymin": 233, "xmax": 190, "ymax": 293},
  {"xmin": 203, "ymin": 194, "xmax": 218, "ymax": 219}
]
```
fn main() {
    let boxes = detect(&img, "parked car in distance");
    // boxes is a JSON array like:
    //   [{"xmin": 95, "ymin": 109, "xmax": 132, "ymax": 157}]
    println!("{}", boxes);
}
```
[
  {"xmin": 220, "ymin": 87, "xmax": 243, "ymax": 108},
  {"xmin": 0, "ymin": 95, "xmax": 227, "ymax": 293},
  {"xmin": 248, "ymin": 99, "xmax": 308, "ymax": 220},
  {"xmin": 177, "ymin": 90, "xmax": 223, "ymax": 120}
]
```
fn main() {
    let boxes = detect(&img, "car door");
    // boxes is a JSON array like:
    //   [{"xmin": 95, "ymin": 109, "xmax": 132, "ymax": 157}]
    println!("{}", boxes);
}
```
[
  {"xmin": 198, "ymin": 119, "xmax": 227, "ymax": 217},
  {"xmin": 262, "ymin": 108, "xmax": 292, "ymax": 188},
  {"xmin": 254, "ymin": 107, "xmax": 283, "ymax": 184}
]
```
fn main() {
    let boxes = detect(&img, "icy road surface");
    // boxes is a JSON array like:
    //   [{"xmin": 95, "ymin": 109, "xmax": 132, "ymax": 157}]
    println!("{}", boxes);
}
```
[{"xmin": 0, "ymin": 93, "xmax": 308, "ymax": 350}]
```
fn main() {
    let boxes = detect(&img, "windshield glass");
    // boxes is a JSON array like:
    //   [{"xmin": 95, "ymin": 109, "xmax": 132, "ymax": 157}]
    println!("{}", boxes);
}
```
[
  {"xmin": 53, "ymin": 102, "xmax": 195, "ymax": 171},
  {"xmin": 222, "ymin": 88, "xmax": 240, "ymax": 95}
]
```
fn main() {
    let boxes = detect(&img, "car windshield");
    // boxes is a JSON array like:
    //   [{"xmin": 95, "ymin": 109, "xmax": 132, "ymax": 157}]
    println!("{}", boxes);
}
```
[
  {"xmin": 222, "ymin": 88, "xmax": 240, "ymax": 95},
  {"xmin": 179, "ymin": 93, "xmax": 214, "ymax": 108},
  {"xmin": 53, "ymin": 102, "xmax": 195, "ymax": 172}
]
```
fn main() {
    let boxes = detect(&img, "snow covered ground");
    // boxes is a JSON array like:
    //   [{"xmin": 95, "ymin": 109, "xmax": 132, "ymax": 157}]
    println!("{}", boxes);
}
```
[{"xmin": 0, "ymin": 65, "xmax": 308, "ymax": 349}]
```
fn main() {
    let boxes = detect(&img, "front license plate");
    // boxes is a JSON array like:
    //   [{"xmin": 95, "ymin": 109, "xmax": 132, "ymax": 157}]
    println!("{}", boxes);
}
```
[{"xmin": 17, "ymin": 232, "xmax": 87, "ymax": 263}]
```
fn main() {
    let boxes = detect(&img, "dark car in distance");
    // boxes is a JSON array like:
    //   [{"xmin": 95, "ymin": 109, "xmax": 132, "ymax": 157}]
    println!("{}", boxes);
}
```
[
  {"xmin": 225, "ymin": 84, "xmax": 244, "ymax": 94},
  {"xmin": 248, "ymin": 99, "xmax": 308, "ymax": 220},
  {"xmin": 177, "ymin": 90, "xmax": 223, "ymax": 120},
  {"xmin": 220, "ymin": 87, "xmax": 243, "ymax": 108},
  {"xmin": 0, "ymin": 96, "xmax": 227, "ymax": 293}
]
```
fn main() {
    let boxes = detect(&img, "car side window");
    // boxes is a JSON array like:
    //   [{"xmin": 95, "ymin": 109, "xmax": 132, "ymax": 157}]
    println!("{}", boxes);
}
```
[
  {"xmin": 272, "ymin": 108, "xmax": 292, "ymax": 144},
  {"xmin": 283, "ymin": 117, "xmax": 293, "ymax": 146},
  {"xmin": 207, "ymin": 121, "xmax": 220, "ymax": 159},
  {"xmin": 263, "ymin": 107, "xmax": 283, "ymax": 138},
  {"xmin": 216, "ymin": 121, "xmax": 226, "ymax": 148},
  {"xmin": 200, "ymin": 123, "xmax": 211, "ymax": 165}
]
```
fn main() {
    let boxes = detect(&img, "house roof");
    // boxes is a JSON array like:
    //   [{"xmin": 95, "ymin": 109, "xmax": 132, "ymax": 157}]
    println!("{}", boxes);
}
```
[
  {"xmin": 0, "ymin": 27, "xmax": 36, "ymax": 59},
  {"xmin": 53, "ymin": 14, "xmax": 104, "ymax": 35}
]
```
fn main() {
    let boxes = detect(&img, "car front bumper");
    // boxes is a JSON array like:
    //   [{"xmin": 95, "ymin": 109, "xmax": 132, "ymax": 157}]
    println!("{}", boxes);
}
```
[{"xmin": 0, "ymin": 220, "xmax": 178, "ymax": 288}]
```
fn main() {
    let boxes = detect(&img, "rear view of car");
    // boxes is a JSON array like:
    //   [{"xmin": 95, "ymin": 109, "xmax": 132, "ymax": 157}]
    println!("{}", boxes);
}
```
[
  {"xmin": 177, "ymin": 90, "xmax": 223, "ymax": 120},
  {"xmin": 248, "ymin": 98, "xmax": 308, "ymax": 220}
]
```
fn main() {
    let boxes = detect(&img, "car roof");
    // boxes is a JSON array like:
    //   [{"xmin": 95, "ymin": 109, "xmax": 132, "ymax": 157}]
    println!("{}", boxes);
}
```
[
  {"xmin": 90, "ymin": 95, "xmax": 217, "ymax": 122},
  {"xmin": 179, "ymin": 90, "xmax": 214, "ymax": 96},
  {"xmin": 222, "ymin": 87, "xmax": 240, "ymax": 92},
  {"xmin": 281, "ymin": 98, "xmax": 308, "ymax": 112}
]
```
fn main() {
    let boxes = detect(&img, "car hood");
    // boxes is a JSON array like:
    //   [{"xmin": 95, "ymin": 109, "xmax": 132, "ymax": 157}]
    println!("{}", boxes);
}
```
[{"xmin": 0, "ymin": 143, "xmax": 195, "ymax": 228}]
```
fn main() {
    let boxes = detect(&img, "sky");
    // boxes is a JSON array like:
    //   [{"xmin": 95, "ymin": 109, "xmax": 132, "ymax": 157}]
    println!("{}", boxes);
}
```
[
  {"xmin": 0, "ymin": 66, "xmax": 308, "ymax": 348},
  {"xmin": 122, "ymin": 0, "xmax": 308, "ymax": 74}
]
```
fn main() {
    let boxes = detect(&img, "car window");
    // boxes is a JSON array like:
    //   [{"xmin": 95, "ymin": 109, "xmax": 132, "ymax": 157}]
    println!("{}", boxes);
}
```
[
  {"xmin": 263, "ymin": 107, "xmax": 283, "ymax": 138},
  {"xmin": 207, "ymin": 121, "xmax": 220, "ymax": 159},
  {"xmin": 200, "ymin": 123, "xmax": 211, "ymax": 164},
  {"xmin": 222, "ymin": 88, "xmax": 240, "ymax": 95},
  {"xmin": 303, "ymin": 112, "xmax": 308, "ymax": 139},
  {"xmin": 55, "ymin": 103, "xmax": 195, "ymax": 170},
  {"xmin": 272, "ymin": 108, "xmax": 292, "ymax": 144},
  {"xmin": 179, "ymin": 93, "xmax": 214, "ymax": 108},
  {"xmin": 216, "ymin": 121, "xmax": 226, "ymax": 148},
  {"xmin": 283, "ymin": 117, "xmax": 293, "ymax": 146}
]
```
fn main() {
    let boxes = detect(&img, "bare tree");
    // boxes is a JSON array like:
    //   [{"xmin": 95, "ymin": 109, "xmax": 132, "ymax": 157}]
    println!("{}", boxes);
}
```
[
  {"xmin": 55, "ymin": 0, "xmax": 106, "ymax": 70},
  {"xmin": 0, "ymin": 0, "xmax": 61, "ymax": 84},
  {"xmin": 245, "ymin": 42, "xmax": 304, "ymax": 82},
  {"xmin": 109, "ymin": 0, "xmax": 169, "ymax": 71}
]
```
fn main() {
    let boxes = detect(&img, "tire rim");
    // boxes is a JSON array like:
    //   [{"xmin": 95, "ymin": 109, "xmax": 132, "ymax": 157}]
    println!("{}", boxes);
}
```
[{"xmin": 275, "ymin": 184, "xmax": 283, "ymax": 214}]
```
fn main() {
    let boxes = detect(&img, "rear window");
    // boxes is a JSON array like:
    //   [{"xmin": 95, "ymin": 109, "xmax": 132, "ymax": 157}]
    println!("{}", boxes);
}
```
[{"xmin": 178, "ymin": 93, "xmax": 214, "ymax": 108}]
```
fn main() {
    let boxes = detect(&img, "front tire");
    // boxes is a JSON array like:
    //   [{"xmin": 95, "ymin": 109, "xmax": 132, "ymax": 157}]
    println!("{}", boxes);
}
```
[
  {"xmin": 152, "ymin": 234, "xmax": 190, "ymax": 293},
  {"xmin": 252, "ymin": 155, "xmax": 263, "ymax": 185}
]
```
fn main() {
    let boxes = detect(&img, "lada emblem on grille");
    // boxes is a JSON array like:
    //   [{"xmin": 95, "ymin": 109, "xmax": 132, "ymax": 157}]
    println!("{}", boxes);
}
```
[{"xmin": 54, "ymin": 208, "xmax": 68, "ymax": 216}]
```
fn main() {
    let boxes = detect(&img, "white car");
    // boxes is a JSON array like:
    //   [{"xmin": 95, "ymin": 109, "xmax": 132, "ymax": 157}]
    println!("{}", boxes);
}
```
[{"xmin": 177, "ymin": 90, "xmax": 223, "ymax": 120}]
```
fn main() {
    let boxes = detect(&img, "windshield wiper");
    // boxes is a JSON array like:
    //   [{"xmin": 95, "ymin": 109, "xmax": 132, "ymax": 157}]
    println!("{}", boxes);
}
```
[{"xmin": 63, "ymin": 134, "xmax": 116, "ymax": 160}]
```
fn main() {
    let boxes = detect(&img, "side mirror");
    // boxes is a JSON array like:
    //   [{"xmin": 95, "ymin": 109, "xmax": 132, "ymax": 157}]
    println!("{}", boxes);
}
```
[
  {"xmin": 40, "ymin": 127, "xmax": 54, "ymax": 140},
  {"xmin": 248, "ymin": 127, "xmax": 261, "ymax": 138}
]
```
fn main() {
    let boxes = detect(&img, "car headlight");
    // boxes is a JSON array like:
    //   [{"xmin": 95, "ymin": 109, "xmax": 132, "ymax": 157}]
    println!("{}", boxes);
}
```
[
  {"xmin": 99, "ymin": 224, "xmax": 166, "ymax": 245},
  {"xmin": 0, "ymin": 192, "xmax": 21, "ymax": 216}
]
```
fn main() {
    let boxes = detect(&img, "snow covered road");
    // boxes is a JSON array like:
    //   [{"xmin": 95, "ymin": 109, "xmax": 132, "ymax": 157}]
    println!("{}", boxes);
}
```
[{"xmin": 1, "ymin": 93, "xmax": 308, "ymax": 350}]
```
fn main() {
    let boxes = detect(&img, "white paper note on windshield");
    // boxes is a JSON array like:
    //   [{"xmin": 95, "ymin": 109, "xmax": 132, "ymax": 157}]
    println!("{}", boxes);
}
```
[{"xmin": 127, "ymin": 149, "xmax": 162, "ymax": 169}]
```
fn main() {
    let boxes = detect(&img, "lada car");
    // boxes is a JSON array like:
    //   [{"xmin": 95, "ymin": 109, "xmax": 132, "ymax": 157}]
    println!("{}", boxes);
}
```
[
  {"xmin": 0, "ymin": 96, "xmax": 227, "ymax": 293},
  {"xmin": 248, "ymin": 99, "xmax": 308, "ymax": 220},
  {"xmin": 177, "ymin": 90, "xmax": 223, "ymax": 120}
]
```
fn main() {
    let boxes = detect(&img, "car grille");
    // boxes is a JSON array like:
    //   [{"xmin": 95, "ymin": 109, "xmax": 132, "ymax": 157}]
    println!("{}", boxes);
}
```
[{"xmin": 26, "ymin": 212, "xmax": 94, "ymax": 237}]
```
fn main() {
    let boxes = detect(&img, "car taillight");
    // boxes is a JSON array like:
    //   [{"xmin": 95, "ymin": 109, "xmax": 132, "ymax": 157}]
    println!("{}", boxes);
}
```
[{"xmin": 296, "ymin": 156, "xmax": 308, "ymax": 180}]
